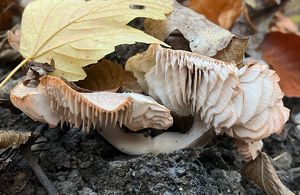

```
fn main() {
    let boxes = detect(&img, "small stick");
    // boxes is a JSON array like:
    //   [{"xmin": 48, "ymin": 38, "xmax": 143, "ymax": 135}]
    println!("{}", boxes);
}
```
[{"xmin": 20, "ymin": 145, "xmax": 59, "ymax": 195}]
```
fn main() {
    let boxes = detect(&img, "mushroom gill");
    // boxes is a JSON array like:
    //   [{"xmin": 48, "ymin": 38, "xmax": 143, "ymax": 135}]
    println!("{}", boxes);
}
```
[
  {"xmin": 11, "ymin": 75, "xmax": 173, "ymax": 132},
  {"xmin": 11, "ymin": 75, "xmax": 214, "ymax": 155},
  {"xmin": 126, "ymin": 44, "xmax": 290, "ymax": 145}
]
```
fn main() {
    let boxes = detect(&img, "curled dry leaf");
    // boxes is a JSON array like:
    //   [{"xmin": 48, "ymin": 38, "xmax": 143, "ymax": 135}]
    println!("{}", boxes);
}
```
[
  {"xmin": 11, "ymin": 75, "xmax": 173, "ymax": 132},
  {"xmin": 144, "ymin": 1, "xmax": 247, "ymax": 66},
  {"xmin": 126, "ymin": 44, "xmax": 289, "ymax": 143},
  {"xmin": 243, "ymin": 152, "xmax": 294, "ymax": 195},
  {"xmin": 76, "ymin": 59, "xmax": 142, "ymax": 93},
  {"xmin": 0, "ymin": 130, "xmax": 32, "ymax": 149},
  {"xmin": 17, "ymin": 0, "xmax": 173, "ymax": 81},
  {"xmin": 188, "ymin": 0, "xmax": 243, "ymax": 29},
  {"xmin": 261, "ymin": 32, "xmax": 300, "ymax": 97}
]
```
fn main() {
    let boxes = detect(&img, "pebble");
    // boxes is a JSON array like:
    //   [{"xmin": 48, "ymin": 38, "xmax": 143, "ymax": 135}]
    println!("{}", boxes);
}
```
[
  {"xmin": 292, "ymin": 112, "xmax": 300, "ymax": 125},
  {"xmin": 80, "ymin": 161, "xmax": 91, "ymax": 169}
]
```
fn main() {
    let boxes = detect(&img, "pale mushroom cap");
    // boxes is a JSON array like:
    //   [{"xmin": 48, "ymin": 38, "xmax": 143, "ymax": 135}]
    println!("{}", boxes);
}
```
[
  {"xmin": 11, "ymin": 75, "xmax": 173, "ymax": 132},
  {"xmin": 228, "ymin": 64, "xmax": 290, "ymax": 142},
  {"xmin": 10, "ymin": 82, "xmax": 60, "ymax": 127},
  {"xmin": 125, "ymin": 44, "xmax": 290, "ymax": 143}
]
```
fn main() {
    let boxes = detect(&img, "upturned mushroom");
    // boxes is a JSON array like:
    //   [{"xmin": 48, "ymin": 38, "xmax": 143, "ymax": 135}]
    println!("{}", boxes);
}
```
[
  {"xmin": 10, "ymin": 71, "xmax": 217, "ymax": 154},
  {"xmin": 126, "ymin": 44, "xmax": 289, "ymax": 159},
  {"xmin": 10, "ymin": 45, "xmax": 289, "ymax": 158}
]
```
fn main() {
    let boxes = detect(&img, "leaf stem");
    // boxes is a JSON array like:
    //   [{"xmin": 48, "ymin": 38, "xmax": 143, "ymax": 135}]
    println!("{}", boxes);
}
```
[{"xmin": 0, "ymin": 57, "xmax": 31, "ymax": 89}]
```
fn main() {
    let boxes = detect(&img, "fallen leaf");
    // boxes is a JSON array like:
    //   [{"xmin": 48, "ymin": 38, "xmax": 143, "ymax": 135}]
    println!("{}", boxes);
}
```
[
  {"xmin": 261, "ymin": 32, "xmax": 300, "ymax": 97},
  {"xmin": 270, "ymin": 11, "xmax": 300, "ymax": 35},
  {"xmin": 19, "ymin": 0, "xmax": 172, "ymax": 81},
  {"xmin": 243, "ymin": 152, "xmax": 294, "ymax": 195},
  {"xmin": 213, "ymin": 37, "xmax": 247, "ymax": 67},
  {"xmin": 188, "ymin": 0, "xmax": 243, "ymax": 29},
  {"xmin": 7, "ymin": 28, "xmax": 20, "ymax": 51},
  {"xmin": 76, "ymin": 59, "xmax": 142, "ymax": 92},
  {"xmin": 231, "ymin": 0, "xmax": 287, "ymax": 58},
  {"xmin": 145, "ymin": 1, "xmax": 247, "ymax": 66},
  {"xmin": 0, "ymin": 0, "xmax": 21, "ymax": 30},
  {"xmin": 0, "ymin": 130, "xmax": 32, "ymax": 149}
]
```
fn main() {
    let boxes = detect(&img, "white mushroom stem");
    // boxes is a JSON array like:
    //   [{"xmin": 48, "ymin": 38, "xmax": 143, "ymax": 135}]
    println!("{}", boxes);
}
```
[{"xmin": 98, "ymin": 117, "xmax": 213, "ymax": 155}]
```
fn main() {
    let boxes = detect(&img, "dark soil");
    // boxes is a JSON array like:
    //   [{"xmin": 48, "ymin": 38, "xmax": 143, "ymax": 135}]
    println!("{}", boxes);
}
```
[{"xmin": 0, "ymin": 98, "xmax": 299, "ymax": 195}]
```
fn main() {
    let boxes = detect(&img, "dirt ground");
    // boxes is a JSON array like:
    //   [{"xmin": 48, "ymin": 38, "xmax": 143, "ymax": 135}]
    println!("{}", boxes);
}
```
[
  {"xmin": 0, "ymin": 96, "xmax": 299, "ymax": 194},
  {"xmin": 0, "ymin": 23, "xmax": 300, "ymax": 193}
]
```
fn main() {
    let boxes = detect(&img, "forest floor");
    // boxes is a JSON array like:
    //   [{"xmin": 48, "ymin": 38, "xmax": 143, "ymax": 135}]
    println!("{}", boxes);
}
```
[{"xmin": 0, "ymin": 97, "xmax": 299, "ymax": 194}]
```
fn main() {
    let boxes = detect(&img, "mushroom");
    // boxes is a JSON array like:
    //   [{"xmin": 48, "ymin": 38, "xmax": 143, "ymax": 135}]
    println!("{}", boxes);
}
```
[
  {"xmin": 125, "ymin": 44, "xmax": 289, "ymax": 158},
  {"xmin": 11, "ymin": 74, "xmax": 216, "ymax": 154},
  {"xmin": 10, "ymin": 45, "xmax": 289, "ymax": 157},
  {"xmin": 11, "ymin": 75, "xmax": 173, "ymax": 131}
]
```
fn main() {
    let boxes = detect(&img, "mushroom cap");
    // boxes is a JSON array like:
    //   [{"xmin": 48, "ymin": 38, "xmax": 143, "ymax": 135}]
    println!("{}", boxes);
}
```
[
  {"xmin": 126, "ymin": 44, "xmax": 289, "ymax": 143},
  {"xmin": 11, "ymin": 75, "xmax": 173, "ymax": 132},
  {"xmin": 10, "ymin": 82, "xmax": 60, "ymax": 127}
]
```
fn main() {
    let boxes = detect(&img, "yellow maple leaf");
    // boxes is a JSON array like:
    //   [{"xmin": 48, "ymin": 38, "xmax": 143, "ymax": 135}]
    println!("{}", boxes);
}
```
[{"xmin": 0, "ymin": 0, "xmax": 172, "ymax": 87}]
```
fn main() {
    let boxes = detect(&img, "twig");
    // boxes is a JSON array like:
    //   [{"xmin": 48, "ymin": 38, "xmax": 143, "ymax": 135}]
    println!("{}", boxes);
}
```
[{"xmin": 20, "ymin": 145, "xmax": 58, "ymax": 195}]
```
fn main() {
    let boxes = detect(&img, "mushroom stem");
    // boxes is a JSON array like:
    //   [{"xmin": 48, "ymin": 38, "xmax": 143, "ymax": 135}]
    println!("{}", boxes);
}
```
[{"xmin": 98, "ymin": 118, "xmax": 213, "ymax": 155}]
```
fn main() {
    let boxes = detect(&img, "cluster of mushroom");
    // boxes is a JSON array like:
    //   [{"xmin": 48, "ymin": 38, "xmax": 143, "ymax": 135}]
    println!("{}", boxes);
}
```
[{"xmin": 10, "ymin": 44, "xmax": 289, "ymax": 159}]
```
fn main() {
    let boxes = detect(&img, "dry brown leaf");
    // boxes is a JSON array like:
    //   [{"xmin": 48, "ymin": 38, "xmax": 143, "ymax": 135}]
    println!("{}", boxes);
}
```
[
  {"xmin": 0, "ymin": 0, "xmax": 21, "ymax": 30},
  {"xmin": 213, "ymin": 37, "xmax": 248, "ymax": 68},
  {"xmin": 243, "ymin": 152, "xmax": 294, "ymax": 195},
  {"xmin": 0, "ymin": 130, "xmax": 32, "ymax": 149},
  {"xmin": 75, "ymin": 59, "xmax": 142, "ymax": 93},
  {"xmin": 188, "ymin": 0, "xmax": 243, "ymax": 29},
  {"xmin": 261, "ymin": 32, "xmax": 300, "ymax": 97},
  {"xmin": 144, "ymin": 1, "xmax": 247, "ymax": 66},
  {"xmin": 231, "ymin": 0, "xmax": 287, "ymax": 58}
]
